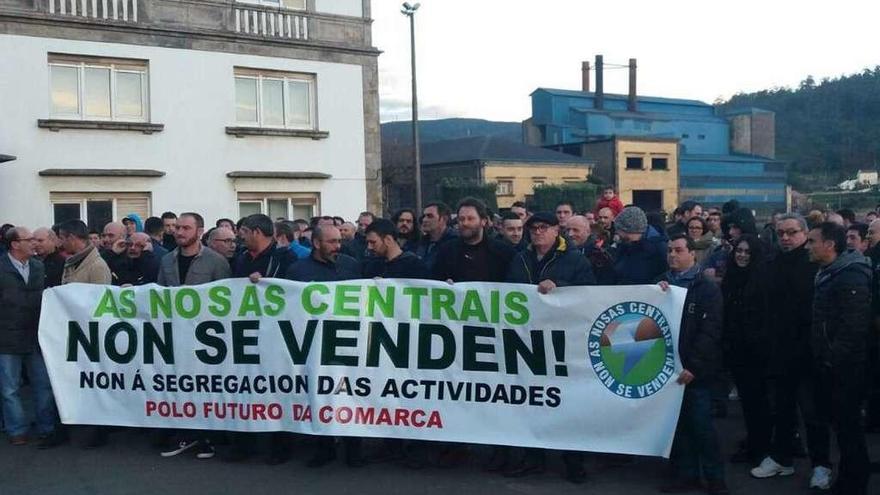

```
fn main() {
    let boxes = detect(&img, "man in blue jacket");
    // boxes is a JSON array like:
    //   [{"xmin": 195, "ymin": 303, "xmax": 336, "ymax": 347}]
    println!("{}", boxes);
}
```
[
  {"xmin": 285, "ymin": 225, "xmax": 363, "ymax": 468},
  {"xmin": 658, "ymin": 235, "xmax": 727, "ymax": 495},
  {"xmin": 609, "ymin": 206, "xmax": 668, "ymax": 285}
]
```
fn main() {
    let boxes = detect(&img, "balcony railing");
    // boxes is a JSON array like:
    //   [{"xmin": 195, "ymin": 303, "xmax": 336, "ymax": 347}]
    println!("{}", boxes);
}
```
[
  {"xmin": 234, "ymin": 6, "xmax": 308, "ymax": 40},
  {"xmin": 48, "ymin": 0, "xmax": 138, "ymax": 22}
]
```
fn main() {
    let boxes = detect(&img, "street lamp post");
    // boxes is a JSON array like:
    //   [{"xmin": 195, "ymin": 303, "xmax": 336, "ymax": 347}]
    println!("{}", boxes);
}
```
[{"xmin": 401, "ymin": 2, "xmax": 422, "ymax": 213}]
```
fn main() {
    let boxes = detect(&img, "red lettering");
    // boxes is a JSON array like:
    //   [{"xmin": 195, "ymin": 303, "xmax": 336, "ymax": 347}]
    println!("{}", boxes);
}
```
[
  {"xmin": 319, "ymin": 406, "xmax": 333, "ymax": 423},
  {"xmin": 355, "ymin": 406, "xmax": 374, "ymax": 424},
  {"xmin": 394, "ymin": 408, "xmax": 410, "ymax": 426},
  {"xmin": 427, "ymin": 411, "xmax": 443, "ymax": 428},
  {"xmin": 337, "ymin": 407, "xmax": 352, "ymax": 424},
  {"xmin": 376, "ymin": 408, "xmax": 392, "ymax": 426},
  {"xmin": 146, "ymin": 401, "xmax": 157, "ymax": 416},
  {"xmin": 268, "ymin": 403, "xmax": 282, "ymax": 420},
  {"xmin": 411, "ymin": 409, "xmax": 426, "ymax": 427},
  {"xmin": 252, "ymin": 403, "xmax": 266, "ymax": 420}
]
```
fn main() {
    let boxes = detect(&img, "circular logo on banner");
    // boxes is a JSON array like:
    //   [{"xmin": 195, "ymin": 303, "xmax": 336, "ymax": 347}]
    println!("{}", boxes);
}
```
[{"xmin": 587, "ymin": 301, "xmax": 675, "ymax": 399}]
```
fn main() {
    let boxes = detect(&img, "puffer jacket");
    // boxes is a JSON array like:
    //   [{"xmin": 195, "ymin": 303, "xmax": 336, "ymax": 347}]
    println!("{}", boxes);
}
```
[
  {"xmin": 812, "ymin": 250, "xmax": 872, "ymax": 368},
  {"xmin": 506, "ymin": 236, "xmax": 596, "ymax": 286},
  {"xmin": 0, "ymin": 255, "xmax": 45, "ymax": 354}
]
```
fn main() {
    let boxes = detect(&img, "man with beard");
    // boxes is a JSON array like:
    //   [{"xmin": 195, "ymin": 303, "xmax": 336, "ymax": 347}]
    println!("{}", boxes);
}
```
[
  {"xmin": 157, "ymin": 213, "xmax": 230, "ymax": 460},
  {"xmin": 363, "ymin": 219, "xmax": 427, "ymax": 279},
  {"xmin": 807, "ymin": 222, "xmax": 871, "ymax": 495},
  {"xmin": 160, "ymin": 211, "xmax": 178, "ymax": 251},
  {"xmin": 751, "ymin": 214, "xmax": 832, "ymax": 491},
  {"xmin": 286, "ymin": 226, "xmax": 363, "ymax": 468},
  {"xmin": 392, "ymin": 208, "xmax": 420, "ymax": 252},
  {"xmin": 234, "ymin": 214, "xmax": 297, "ymax": 281},
  {"xmin": 416, "ymin": 202, "xmax": 457, "ymax": 271},
  {"xmin": 430, "ymin": 198, "xmax": 515, "ymax": 468},
  {"xmin": 432, "ymin": 197, "xmax": 515, "ymax": 283}
]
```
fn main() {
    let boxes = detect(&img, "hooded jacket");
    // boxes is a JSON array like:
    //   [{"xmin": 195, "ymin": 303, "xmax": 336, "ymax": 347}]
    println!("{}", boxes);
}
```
[
  {"xmin": 812, "ymin": 250, "xmax": 872, "ymax": 368},
  {"xmin": 363, "ymin": 251, "xmax": 428, "ymax": 279},
  {"xmin": 610, "ymin": 225, "xmax": 668, "ymax": 285},
  {"xmin": 506, "ymin": 236, "xmax": 596, "ymax": 286},
  {"xmin": 125, "ymin": 213, "xmax": 144, "ymax": 233},
  {"xmin": 721, "ymin": 237, "xmax": 768, "ymax": 367}
]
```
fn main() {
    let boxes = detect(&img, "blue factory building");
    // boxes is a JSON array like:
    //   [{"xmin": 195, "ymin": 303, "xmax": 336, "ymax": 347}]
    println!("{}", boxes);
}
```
[{"xmin": 523, "ymin": 58, "xmax": 788, "ymax": 213}]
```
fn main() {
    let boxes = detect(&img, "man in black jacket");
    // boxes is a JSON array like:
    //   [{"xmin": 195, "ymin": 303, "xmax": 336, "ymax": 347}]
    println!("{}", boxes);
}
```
[
  {"xmin": 507, "ymin": 212, "xmax": 595, "ymax": 289},
  {"xmin": 432, "ymin": 198, "xmax": 515, "ymax": 283},
  {"xmin": 363, "ymin": 219, "xmax": 428, "ymax": 279},
  {"xmin": 103, "ymin": 232, "xmax": 159, "ymax": 286},
  {"xmin": 0, "ymin": 227, "xmax": 60, "ymax": 448},
  {"xmin": 658, "ymin": 235, "xmax": 727, "ymax": 495},
  {"xmin": 285, "ymin": 225, "xmax": 364, "ymax": 468},
  {"xmin": 416, "ymin": 202, "xmax": 457, "ymax": 271},
  {"xmin": 233, "ymin": 214, "xmax": 297, "ymax": 280},
  {"xmin": 503, "ymin": 211, "xmax": 595, "ymax": 482},
  {"xmin": 751, "ymin": 214, "xmax": 832, "ymax": 490},
  {"xmin": 807, "ymin": 222, "xmax": 871, "ymax": 495},
  {"xmin": 33, "ymin": 227, "xmax": 65, "ymax": 288},
  {"xmin": 866, "ymin": 219, "xmax": 880, "ymax": 431}
]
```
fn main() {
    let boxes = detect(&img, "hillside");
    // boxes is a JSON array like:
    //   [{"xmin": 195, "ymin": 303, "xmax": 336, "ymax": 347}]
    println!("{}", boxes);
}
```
[
  {"xmin": 381, "ymin": 118, "xmax": 521, "ymax": 145},
  {"xmin": 722, "ymin": 67, "xmax": 880, "ymax": 190}
]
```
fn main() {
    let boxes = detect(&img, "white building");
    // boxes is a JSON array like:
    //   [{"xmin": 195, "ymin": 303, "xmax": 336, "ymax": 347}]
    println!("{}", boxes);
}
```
[{"xmin": 0, "ymin": 0, "xmax": 381, "ymax": 231}]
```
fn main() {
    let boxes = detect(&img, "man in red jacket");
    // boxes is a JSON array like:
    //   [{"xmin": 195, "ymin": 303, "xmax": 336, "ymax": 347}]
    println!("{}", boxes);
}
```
[{"xmin": 595, "ymin": 186, "xmax": 624, "ymax": 216}]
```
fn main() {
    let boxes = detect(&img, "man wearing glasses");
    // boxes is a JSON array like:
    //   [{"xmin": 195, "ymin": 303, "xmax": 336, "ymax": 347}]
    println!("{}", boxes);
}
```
[
  {"xmin": 751, "ymin": 214, "xmax": 832, "ymax": 491},
  {"xmin": 0, "ymin": 227, "xmax": 59, "ymax": 448}
]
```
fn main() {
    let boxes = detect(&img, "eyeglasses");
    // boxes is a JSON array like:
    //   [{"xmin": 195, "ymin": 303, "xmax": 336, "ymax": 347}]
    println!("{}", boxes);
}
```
[
  {"xmin": 529, "ymin": 224, "xmax": 551, "ymax": 233},
  {"xmin": 776, "ymin": 229, "xmax": 803, "ymax": 238}
]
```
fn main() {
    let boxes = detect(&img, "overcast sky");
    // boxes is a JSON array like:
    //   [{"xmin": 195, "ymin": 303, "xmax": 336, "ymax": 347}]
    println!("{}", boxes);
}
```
[{"xmin": 373, "ymin": 0, "xmax": 880, "ymax": 123}]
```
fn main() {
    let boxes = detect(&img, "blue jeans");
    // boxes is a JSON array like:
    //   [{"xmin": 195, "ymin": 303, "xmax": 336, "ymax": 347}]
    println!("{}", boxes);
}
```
[
  {"xmin": 670, "ymin": 385, "xmax": 724, "ymax": 482},
  {"xmin": 0, "ymin": 351, "xmax": 58, "ymax": 437}
]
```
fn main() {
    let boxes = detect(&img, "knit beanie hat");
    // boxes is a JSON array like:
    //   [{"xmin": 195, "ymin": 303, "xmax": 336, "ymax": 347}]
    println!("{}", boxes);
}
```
[{"xmin": 615, "ymin": 206, "xmax": 648, "ymax": 234}]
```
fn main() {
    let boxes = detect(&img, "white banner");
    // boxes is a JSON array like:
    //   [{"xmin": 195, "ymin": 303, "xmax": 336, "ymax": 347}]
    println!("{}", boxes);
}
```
[{"xmin": 39, "ymin": 279, "xmax": 687, "ymax": 457}]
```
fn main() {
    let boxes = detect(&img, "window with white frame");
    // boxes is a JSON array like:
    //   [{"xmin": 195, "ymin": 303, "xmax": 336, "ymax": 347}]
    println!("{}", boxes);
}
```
[
  {"xmin": 48, "ymin": 55, "xmax": 149, "ymax": 122},
  {"xmin": 236, "ymin": 0, "xmax": 305, "ymax": 9},
  {"xmin": 496, "ymin": 180, "xmax": 513, "ymax": 196},
  {"xmin": 237, "ymin": 192, "xmax": 319, "ymax": 220},
  {"xmin": 234, "ymin": 68, "xmax": 316, "ymax": 129},
  {"xmin": 50, "ymin": 192, "xmax": 151, "ymax": 232}
]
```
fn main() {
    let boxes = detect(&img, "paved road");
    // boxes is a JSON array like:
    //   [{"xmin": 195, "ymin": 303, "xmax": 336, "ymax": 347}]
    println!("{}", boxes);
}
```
[{"xmin": 2, "ymin": 406, "xmax": 879, "ymax": 495}]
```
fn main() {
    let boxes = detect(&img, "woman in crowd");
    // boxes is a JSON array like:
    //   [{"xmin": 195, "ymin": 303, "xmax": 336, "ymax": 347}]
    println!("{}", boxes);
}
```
[
  {"xmin": 686, "ymin": 216, "xmax": 717, "ymax": 265},
  {"xmin": 721, "ymin": 234, "xmax": 770, "ymax": 465}
]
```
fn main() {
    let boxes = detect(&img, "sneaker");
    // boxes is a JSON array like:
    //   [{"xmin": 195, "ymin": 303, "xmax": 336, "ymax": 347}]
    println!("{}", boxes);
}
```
[
  {"xmin": 161, "ymin": 440, "xmax": 200, "ymax": 458},
  {"xmin": 809, "ymin": 466, "xmax": 832, "ymax": 490},
  {"xmin": 196, "ymin": 441, "xmax": 215, "ymax": 460},
  {"xmin": 750, "ymin": 456, "xmax": 795, "ymax": 478}
]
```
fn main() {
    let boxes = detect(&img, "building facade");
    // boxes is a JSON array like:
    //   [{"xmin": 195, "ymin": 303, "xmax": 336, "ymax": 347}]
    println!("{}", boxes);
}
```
[
  {"xmin": 419, "ymin": 136, "xmax": 593, "ymax": 209},
  {"xmin": 525, "ymin": 80, "xmax": 787, "ymax": 214},
  {"xmin": 0, "ymin": 0, "xmax": 380, "ymax": 230}
]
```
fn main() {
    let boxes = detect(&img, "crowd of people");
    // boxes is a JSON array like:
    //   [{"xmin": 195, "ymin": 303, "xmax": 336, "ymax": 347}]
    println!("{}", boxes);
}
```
[{"xmin": 1, "ymin": 185, "xmax": 879, "ymax": 494}]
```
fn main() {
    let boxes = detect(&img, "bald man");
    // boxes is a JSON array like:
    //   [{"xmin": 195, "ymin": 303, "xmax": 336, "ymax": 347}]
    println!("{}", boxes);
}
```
[
  {"xmin": 101, "ymin": 222, "xmax": 127, "ymax": 253},
  {"xmin": 104, "ymin": 231, "xmax": 159, "ymax": 286},
  {"xmin": 33, "ymin": 227, "xmax": 65, "ymax": 288}
]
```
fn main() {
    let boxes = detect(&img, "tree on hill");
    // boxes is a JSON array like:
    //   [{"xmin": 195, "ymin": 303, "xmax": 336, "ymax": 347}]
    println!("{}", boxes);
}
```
[{"xmin": 720, "ymin": 66, "xmax": 880, "ymax": 190}]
